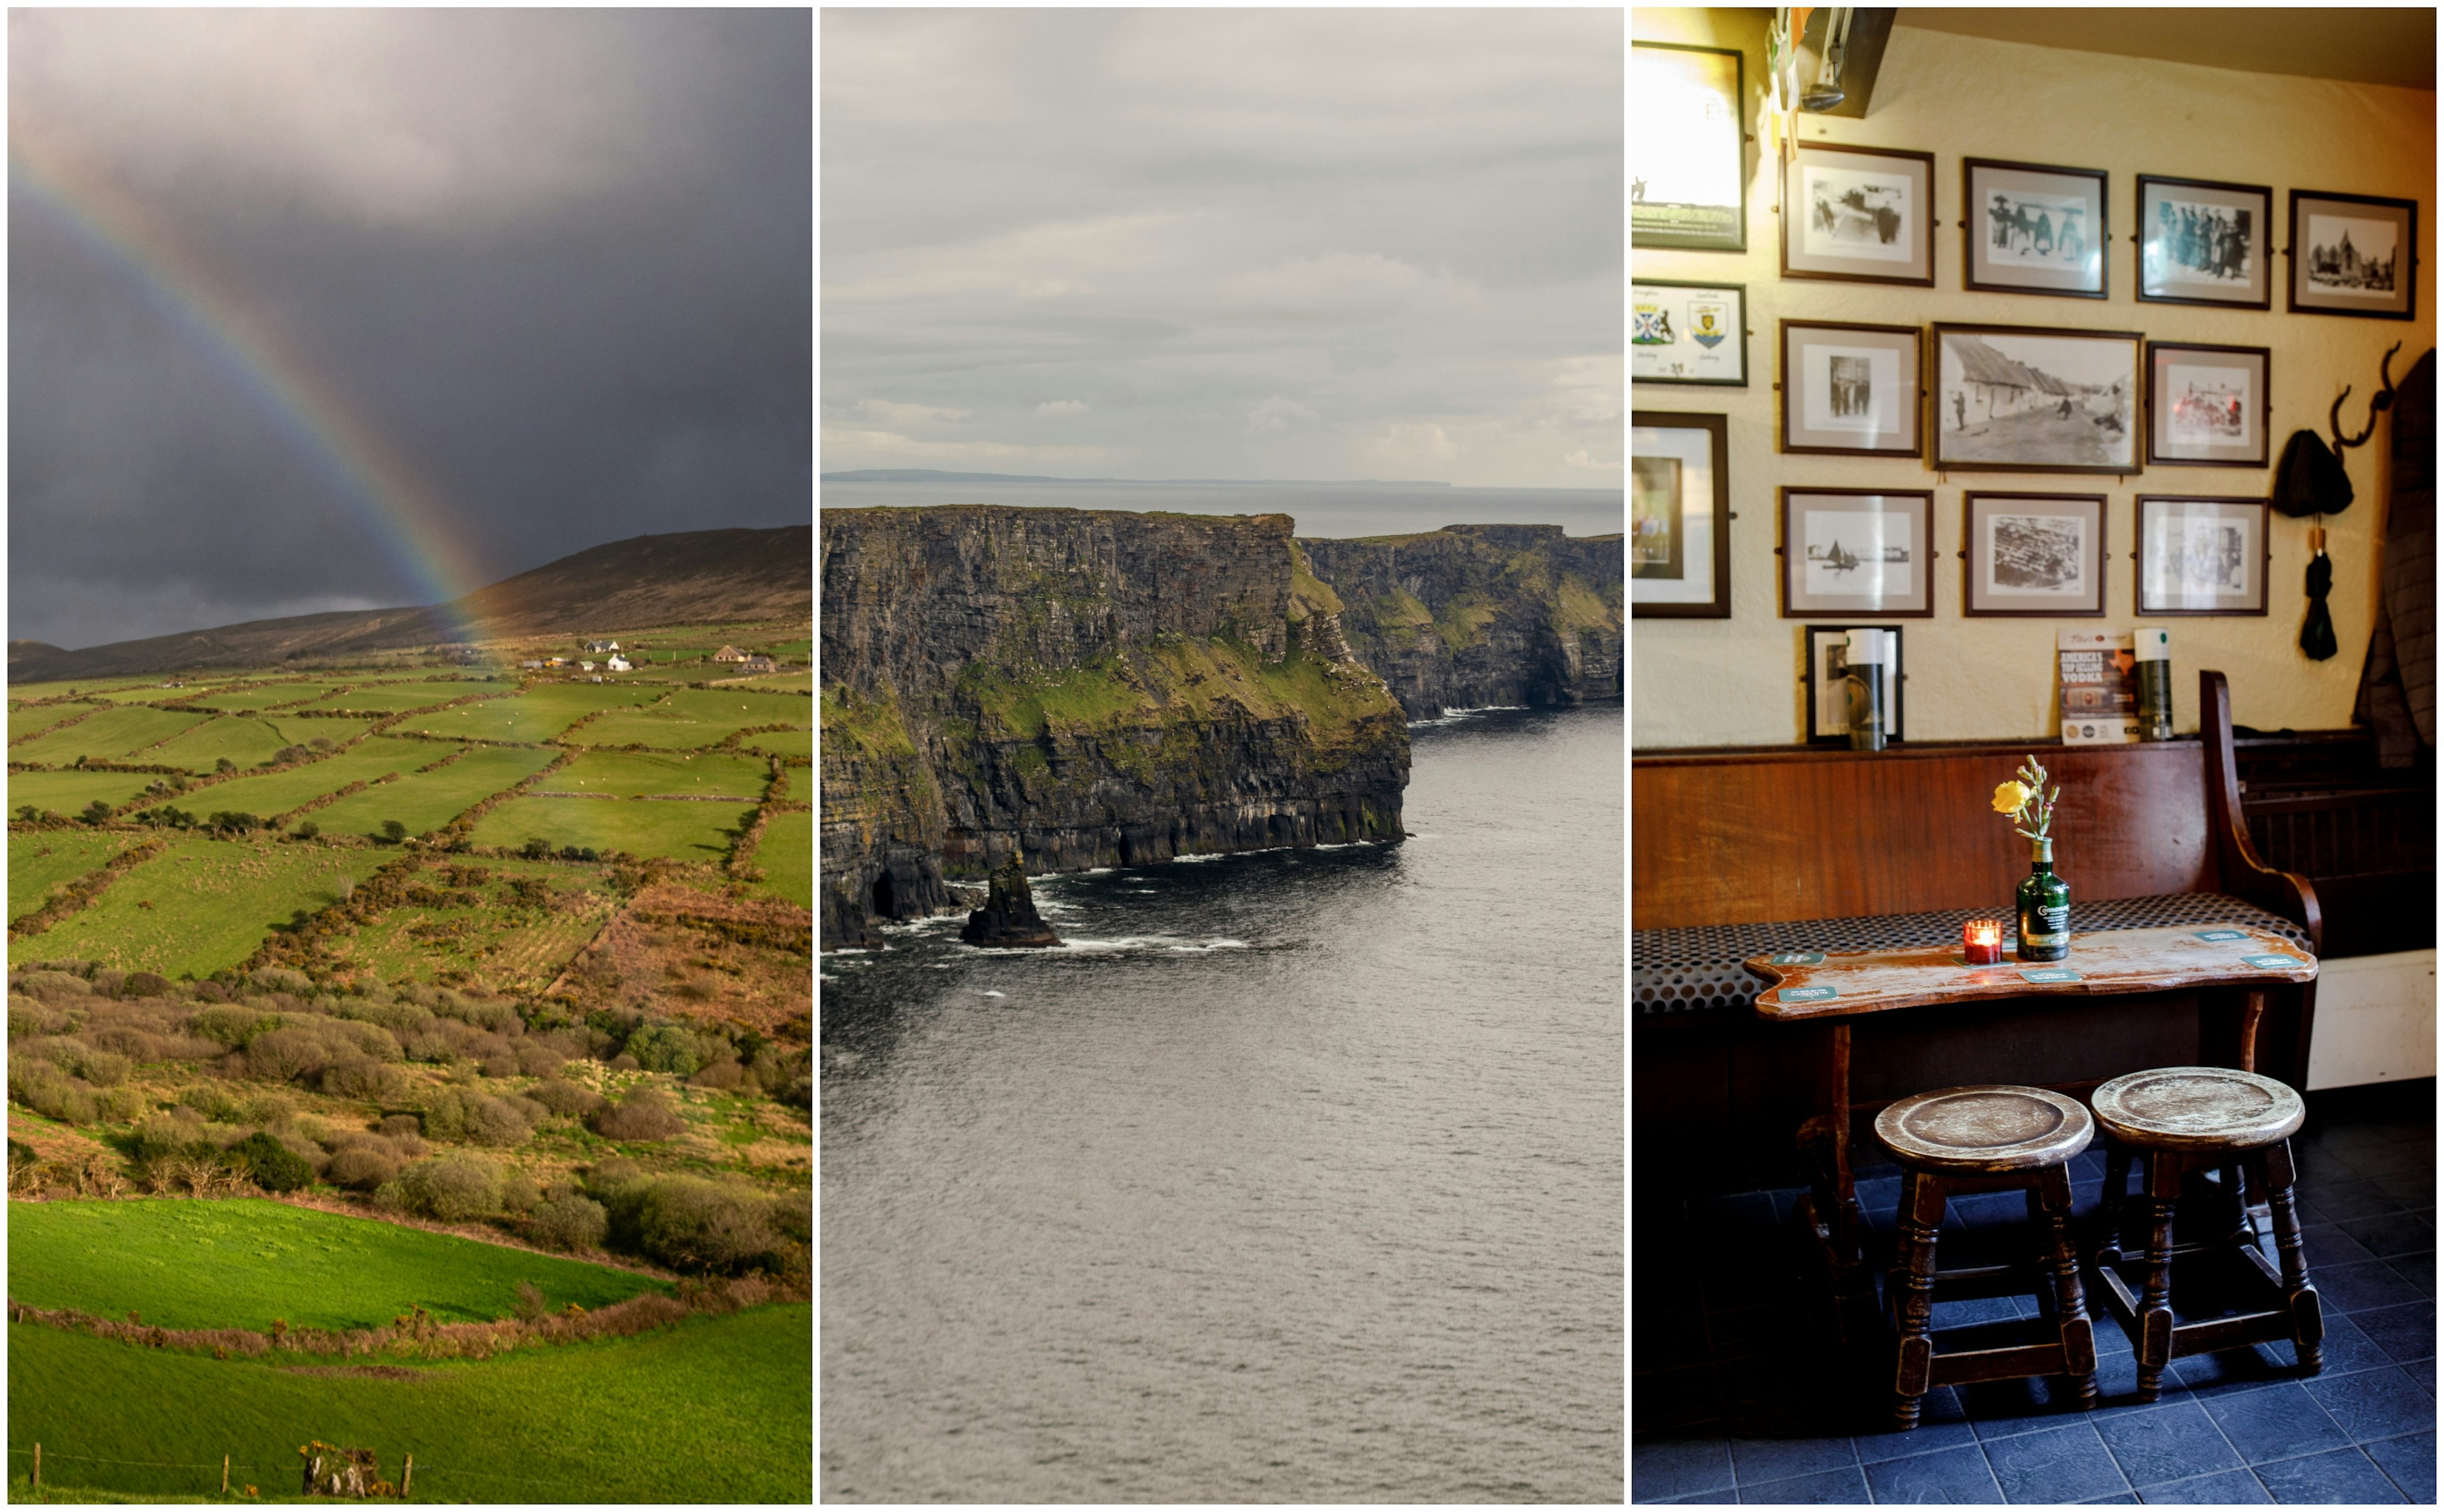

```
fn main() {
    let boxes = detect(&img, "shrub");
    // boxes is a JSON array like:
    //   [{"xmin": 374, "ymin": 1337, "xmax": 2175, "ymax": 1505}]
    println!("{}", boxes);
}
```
[
  {"xmin": 249, "ymin": 967, "xmax": 316, "ymax": 996},
  {"xmin": 190, "ymin": 1004, "xmax": 277, "ymax": 1049},
  {"xmin": 607, "ymin": 1175, "xmax": 792, "ymax": 1275},
  {"xmin": 16, "ymin": 971, "xmax": 92, "ymax": 1002},
  {"xmin": 528, "ymin": 1191, "xmax": 609, "ymax": 1252},
  {"xmin": 526, "ymin": 1079, "xmax": 607, "ymax": 1117},
  {"xmin": 591, "ymin": 1093, "xmax": 685, "ymax": 1142},
  {"xmin": 9, "ymin": 1061, "xmax": 97, "ymax": 1124},
  {"xmin": 244, "ymin": 1026, "xmax": 329, "ymax": 1083},
  {"xmin": 325, "ymin": 1145, "xmax": 402, "ymax": 1191},
  {"xmin": 319, "ymin": 1056, "xmax": 402, "ymax": 1102},
  {"xmin": 463, "ymin": 1094, "xmax": 536, "ymax": 1147},
  {"xmin": 225, "ymin": 1131, "xmax": 313, "ymax": 1192},
  {"xmin": 514, "ymin": 1043, "xmax": 566, "ymax": 1078},
  {"xmin": 778, "ymin": 1074, "xmax": 812, "ymax": 1111},
  {"xmin": 688, "ymin": 1058, "xmax": 744, "ymax": 1091},
  {"xmin": 75, "ymin": 1049, "xmax": 132, "ymax": 1088},
  {"xmin": 174, "ymin": 1083, "xmax": 244, "ymax": 1122},
  {"xmin": 394, "ymin": 1152, "xmax": 504, "ymax": 1221},
  {"xmin": 622, "ymin": 1023, "xmax": 705, "ymax": 1076},
  {"xmin": 9, "ymin": 997, "xmax": 77, "ymax": 1037}
]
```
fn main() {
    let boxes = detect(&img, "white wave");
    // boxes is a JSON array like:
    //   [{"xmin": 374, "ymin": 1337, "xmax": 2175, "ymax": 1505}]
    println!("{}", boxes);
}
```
[
  {"xmin": 981, "ymin": 990, "xmax": 1006, "ymax": 998},
  {"xmin": 1167, "ymin": 852, "xmax": 1228, "ymax": 863},
  {"xmin": 1053, "ymin": 935, "xmax": 1252, "ymax": 955}
]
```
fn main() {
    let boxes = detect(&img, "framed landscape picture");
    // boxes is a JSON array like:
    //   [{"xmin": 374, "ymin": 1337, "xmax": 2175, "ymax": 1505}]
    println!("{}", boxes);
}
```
[
  {"xmin": 2137, "ymin": 495, "xmax": 2270, "ymax": 615},
  {"xmin": 1780, "ymin": 141, "xmax": 1935, "ymax": 285},
  {"xmin": 1804, "ymin": 624, "xmax": 1907, "ymax": 743},
  {"xmin": 1633, "ymin": 280, "xmax": 1747, "ymax": 386},
  {"xmin": 2138, "ymin": 175, "xmax": 2272, "ymax": 309},
  {"xmin": 1779, "ymin": 321, "xmax": 1920, "ymax": 456},
  {"xmin": 1780, "ymin": 488, "xmax": 1932, "ymax": 617},
  {"xmin": 1964, "ymin": 492, "xmax": 2107, "ymax": 617},
  {"xmin": 2147, "ymin": 342, "xmax": 2269, "ymax": 468},
  {"xmin": 1963, "ymin": 158, "xmax": 2108, "ymax": 298},
  {"xmin": 2289, "ymin": 190, "xmax": 2417, "ymax": 319},
  {"xmin": 1631, "ymin": 412, "xmax": 1731, "ymax": 618},
  {"xmin": 1932, "ymin": 324, "xmax": 2143, "ymax": 473},
  {"xmin": 1632, "ymin": 43, "xmax": 1746, "ymax": 253}
]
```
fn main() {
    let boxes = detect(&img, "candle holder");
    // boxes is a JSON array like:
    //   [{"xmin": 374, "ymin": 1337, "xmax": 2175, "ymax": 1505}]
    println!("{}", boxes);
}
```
[{"xmin": 1963, "ymin": 918, "xmax": 2005, "ymax": 965}]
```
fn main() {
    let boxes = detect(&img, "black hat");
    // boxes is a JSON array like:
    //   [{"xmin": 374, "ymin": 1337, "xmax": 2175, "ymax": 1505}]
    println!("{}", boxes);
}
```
[{"xmin": 2273, "ymin": 430, "xmax": 2353, "ymax": 518}]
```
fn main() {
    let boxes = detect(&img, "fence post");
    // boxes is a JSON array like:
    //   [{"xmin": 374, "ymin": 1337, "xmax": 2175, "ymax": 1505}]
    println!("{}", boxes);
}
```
[
  {"xmin": 31, "ymin": 1441, "xmax": 38, "ymax": 1491},
  {"xmin": 223, "ymin": 1453, "xmax": 230, "ymax": 1494},
  {"xmin": 401, "ymin": 1453, "xmax": 412, "ymax": 1498}
]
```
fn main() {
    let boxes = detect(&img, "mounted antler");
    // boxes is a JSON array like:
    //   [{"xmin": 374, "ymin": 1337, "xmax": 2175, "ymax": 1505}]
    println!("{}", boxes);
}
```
[{"xmin": 2330, "ymin": 340, "xmax": 2405, "ymax": 451}]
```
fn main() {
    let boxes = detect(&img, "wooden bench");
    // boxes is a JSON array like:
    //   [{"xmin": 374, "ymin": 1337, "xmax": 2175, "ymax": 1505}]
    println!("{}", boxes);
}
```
[{"xmin": 1633, "ymin": 671, "xmax": 2321, "ymax": 1198}]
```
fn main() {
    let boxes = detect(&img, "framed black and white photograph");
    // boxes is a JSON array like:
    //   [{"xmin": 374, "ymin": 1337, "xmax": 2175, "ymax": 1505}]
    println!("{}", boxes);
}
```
[
  {"xmin": 1631, "ymin": 412, "xmax": 1731, "ymax": 618},
  {"xmin": 1932, "ymin": 324, "xmax": 2143, "ymax": 473},
  {"xmin": 1633, "ymin": 280, "xmax": 1747, "ymax": 386},
  {"xmin": 2137, "ymin": 495, "xmax": 2269, "ymax": 615},
  {"xmin": 2289, "ymin": 189, "xmax": 2417, "ymax": 319},
  {"xmin": 2147, "ymin": 342, "xmax": 2269, "ymax": 468},
  {"xmin": 1779, "ymin": 321, "xmax": 1920, "ymax": 455},
  {"xmin": 1963, "ymin": 158, "xmax": 2108, "ymax": 298},
  {"xmin": 1804, "ymin": 625, "xmax": 1907, "ymax": 743},
  {"xmin": 1632, "ymin": 43, "xmax": 1746, "ymax": 253},
  {"xmin": 1780, "ymin": 141, "xmax": 1935, "ymax": 286},
  {"xmin": 2138, "ymin": 175, "xmax": 2272, "ymax": 308},
  {"xmin": 1780, "ymin": 489, "xmax": 1932, "ymax": 617},
  {"xmin": 1964, "ymin": 493, "xmax": 2107, "ymax": 617}
]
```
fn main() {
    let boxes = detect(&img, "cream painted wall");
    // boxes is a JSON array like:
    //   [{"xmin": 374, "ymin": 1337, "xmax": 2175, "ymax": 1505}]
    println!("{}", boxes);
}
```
[{"xmin": 1631, "ymin": 10, "xmax": 2436, "ymax": 748}]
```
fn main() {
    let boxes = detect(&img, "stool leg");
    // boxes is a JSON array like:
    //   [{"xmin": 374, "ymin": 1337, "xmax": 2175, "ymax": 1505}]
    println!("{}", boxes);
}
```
[
  {"xmin": 1892, "ymin": 1170, "xmax": 1946, "ymax": 1431},
  {"xmin": 2134, "ymin": 1153, "xmax": 2182, "ymax": 1403},
  {"xmin": 2037, "ymin": 1163, "xmax": 2099, "ymax": 1407},
  {"xmin": 2223, "ymin": 1162, "xmax": 2260, "ymax": 1245},
  {"xmin": 2096, "ymin": 1142, "xmax": 2133, "ymax": 1266},
  {"xmin": 2259, "ymin": 1139, "xmax": 2323, "ymax": 1375}
]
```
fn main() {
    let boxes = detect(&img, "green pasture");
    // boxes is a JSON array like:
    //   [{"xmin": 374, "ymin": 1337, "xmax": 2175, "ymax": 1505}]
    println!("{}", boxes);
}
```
[
  {"xmin": 8, "ymin": 837, "xmax": 351, "ymax": 977},
  {"xmin": 7, "ymin": 1304, "xmax": 812, "ymax": 1502},
  {"xmin": 264, "ymin": 716, "xmax": 381, "ymax": 748},
  {"xmin": 308, "ymin": 745, "xmax": 558, "ymax": 840},
  {"xmin": 144, "ymin": 717, "xmax": 298, "ymax": 775},
  {"xmin": 11, "ymin": 1200, "xmax": 666, "ymax": 1331},
  {"xmin": 183, "ymin": 683, "xmax": 342, "ymax": 713},
  {"xmin": 405, "ymin": 683, "xmax": 663, "ymax": 743},
  {"xmin": 10, "ymin": 678, "xmax": 165, "ymax": 704},
  {"xmin": 341, "ymin": 859, "xmax": 615, "ymax": 991},
  {"xmin": 739, "ymin": 727, "xmax": 812, "ymax": 759},
  {"xmin": 726, "ymin": 671, "xmax": 814, "ymax": 692},
  {"xmin": 8, "ymin": 832, "xmax": 140, "ymax": 922},
  {"xmin": 467, "ymin": 795, "xmax": 747, "ymax": 862},
  {"xmin": 6, "ymin": 769, "xmax": 161, "ymax": 817},
  {"xmin": 545, "ymin": 750, "xmax": 769, "ymax": 800},
  {"xmin": 581, "ymin": 687, "xmax": 810, "ymax": 750},
  {"xmin": 81, "ymin": 685, "xmax": 197, "ymax": 704},
  {"xmin": 178, "ymin": 739, "xmax": 439, "ymax": 820},
  {"xmin": 299, "ymin": 683, "xmax": 502, "ymax": 715},
  {"xmin": 11, "ymin": 707, "xmax": 211, "ymax": 766},
  {"xmin": 750, "ymin": 812, "xmax": 813, "ymax": 911},
  {"xmin": 770, "ymin": 766, "xmax": 804, "ymax": 803},
  {"xmin": 9, "ymin": 704, "xmax": 95, "ymax": 743}
]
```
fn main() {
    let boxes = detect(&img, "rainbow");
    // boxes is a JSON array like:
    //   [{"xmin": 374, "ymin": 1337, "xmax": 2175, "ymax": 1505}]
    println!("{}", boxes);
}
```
[{"xmin": 10, "ymin": 137, "xmax": 493, "ymax": 643}]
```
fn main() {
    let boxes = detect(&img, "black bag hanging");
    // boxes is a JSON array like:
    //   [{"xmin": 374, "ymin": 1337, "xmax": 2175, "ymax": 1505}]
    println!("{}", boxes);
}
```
[{"xmin": 2273, "ymin": 431, "xmax": 2354, "ymax": 661}]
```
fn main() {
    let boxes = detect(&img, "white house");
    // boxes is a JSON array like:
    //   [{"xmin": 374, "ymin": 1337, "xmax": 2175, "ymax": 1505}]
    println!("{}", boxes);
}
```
[
  {"xmin": 606, "ymin": 655, "xmax": 633, "ymax": 672},
  {"xmin": 584, "ymin": 639, "xmax": 620, "ymax": 654}
]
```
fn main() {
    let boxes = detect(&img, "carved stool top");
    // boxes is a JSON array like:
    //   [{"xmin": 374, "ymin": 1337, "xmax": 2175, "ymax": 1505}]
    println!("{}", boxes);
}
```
[
  {"xmin": 2091, "ymin": 1066, "xmax": 2305, "ymax": 1151},
  {"xmin": 1873, "ymin": 1084, "xmax": 2095, "ymax": 1172}
]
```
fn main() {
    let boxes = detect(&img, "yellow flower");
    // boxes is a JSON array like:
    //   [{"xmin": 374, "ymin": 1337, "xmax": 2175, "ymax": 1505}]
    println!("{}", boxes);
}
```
[{"xmin": 1992, "ymin": 781, "xmax": 2033, "ymax": 816}]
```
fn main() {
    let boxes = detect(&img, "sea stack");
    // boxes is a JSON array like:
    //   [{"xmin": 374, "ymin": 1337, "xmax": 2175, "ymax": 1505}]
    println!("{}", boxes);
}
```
[{"xmin": 961, "ymin": 855, "xmax": 1062, "ymax": 948}]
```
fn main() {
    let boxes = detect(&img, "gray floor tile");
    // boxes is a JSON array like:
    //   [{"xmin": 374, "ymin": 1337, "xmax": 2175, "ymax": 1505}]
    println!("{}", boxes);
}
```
[
  {"xmin": 2201, "ymin": 1383, "xmax": 2351, "ymax": 1466},
  {"xmin": 1864, "ymin": 1444, "xmax": 2006, "ymax": 1504},
  {"xmin": 1729, "ymin": 1435, "xmax": 1857, "ymax": 1488},
  {"xmin": 1634, "ymin": 1439, "xmax": 1736, "ymax": 1503},
  {"xmin": 2360, "ymin": 1430, "xmax": 2436, "ymax": 1504},
  {"xmin": 2095, "ymin": 1398, "xmax": 2245, "ymax": 1488},
  {"xmin": 2252, "ymin": 1445, "xmax": 2408, "ymax": 1504},
  {"xmin": 1984, "ymin": 1420, "xmax": 2130, "ymax": 1504},
  {"xmin": 1737, "ymin": 1465, "xmax": 1870, "ymax": 1504},
  {"xmin": 2299, "ymin": 1365, "xmax": 2433, "ymax": 1443},
  {"xmin": 2133, "ymin": 1467, "xmax": 2273, "ymax": 1503}
]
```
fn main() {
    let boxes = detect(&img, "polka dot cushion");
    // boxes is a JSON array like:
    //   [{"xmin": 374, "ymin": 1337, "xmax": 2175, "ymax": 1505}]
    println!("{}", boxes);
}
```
[{"xmin": 1633, "ymin": 892, "xmax": 2312, "ymax": 1017}]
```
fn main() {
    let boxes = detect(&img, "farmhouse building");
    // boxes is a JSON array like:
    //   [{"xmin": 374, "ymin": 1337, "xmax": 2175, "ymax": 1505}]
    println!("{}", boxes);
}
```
[
  {"xmin": 606, "ymin": 655, "xmax": 633, "ymax": 672},
  {"xmin": 713, "ymin": 645, "xmax": 748, "ymax": 662},
  {"xmin": 584, "ymin": 639, "xmax": 621, "ymax": 654}
]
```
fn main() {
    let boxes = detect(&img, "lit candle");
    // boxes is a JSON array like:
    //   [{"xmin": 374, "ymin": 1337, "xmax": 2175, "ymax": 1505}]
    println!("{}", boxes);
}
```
[{"xmin": 1964, "ymin": 918, "xmax": 2004, "ymax": 965}]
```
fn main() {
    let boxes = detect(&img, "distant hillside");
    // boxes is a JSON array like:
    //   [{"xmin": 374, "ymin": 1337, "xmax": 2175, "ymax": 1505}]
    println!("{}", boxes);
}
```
[{"xmin": 10, "ymin": 526, "xmax": 810, "ymax": 683}]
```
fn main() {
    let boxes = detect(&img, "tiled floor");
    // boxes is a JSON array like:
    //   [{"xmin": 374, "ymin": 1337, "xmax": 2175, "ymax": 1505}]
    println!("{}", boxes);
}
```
[{"xmin": 1633, "ymin": 1081, "xmax": 2436, "ymax": 1504}]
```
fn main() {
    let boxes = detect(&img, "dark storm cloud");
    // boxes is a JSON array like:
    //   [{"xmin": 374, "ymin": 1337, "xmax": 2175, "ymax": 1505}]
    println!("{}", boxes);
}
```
[
  {"xmin": 10, "ymin": 9, "xmax": 810, "ymax": 649},
  {"xmin": 820, "ymin": 9, "xmax": 1622, "ymax": 488}
]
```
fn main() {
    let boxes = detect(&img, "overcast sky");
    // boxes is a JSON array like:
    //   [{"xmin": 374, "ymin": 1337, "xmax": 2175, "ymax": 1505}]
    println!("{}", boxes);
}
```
[
  {"xmin": 821, "ymin": 9, "xmax": 1622, "ymax": 489},
  {"xmin": 10, "ymin": 9, "xmax": 810, "ymax": 650}
]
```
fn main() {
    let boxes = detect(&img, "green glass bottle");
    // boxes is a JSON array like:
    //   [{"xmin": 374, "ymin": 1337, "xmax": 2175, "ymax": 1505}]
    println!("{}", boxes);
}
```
[{"xmin": 2016, "ymin": 836, "xmax": 2070, "ymax": 962}]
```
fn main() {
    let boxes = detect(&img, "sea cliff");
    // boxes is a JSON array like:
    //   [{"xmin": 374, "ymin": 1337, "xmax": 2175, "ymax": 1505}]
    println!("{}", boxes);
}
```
[
  {"xmin": 1298, "ymin": 524, "xmax": 1624, "ymax": 718},
  {"xmin": 819, "ymin": 507, "xmax": 1410, "ymax": 948}
]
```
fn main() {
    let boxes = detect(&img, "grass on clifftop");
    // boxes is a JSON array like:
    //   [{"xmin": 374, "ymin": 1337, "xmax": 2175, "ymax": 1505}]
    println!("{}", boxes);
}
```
[{"xmin": 958, "ymin": 638, "xmax": 1399, "ymax": 745}]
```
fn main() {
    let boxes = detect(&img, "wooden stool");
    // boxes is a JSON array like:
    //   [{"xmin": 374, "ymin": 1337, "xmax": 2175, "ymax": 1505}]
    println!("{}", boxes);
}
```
[
  {"xmin": 2089, "ymin": 1066, "xmax": 2320, "ymax": 1401},
  {"xmin": 1874, "ymin": 1085, "xmax": 2099, "ymax": 1431}
]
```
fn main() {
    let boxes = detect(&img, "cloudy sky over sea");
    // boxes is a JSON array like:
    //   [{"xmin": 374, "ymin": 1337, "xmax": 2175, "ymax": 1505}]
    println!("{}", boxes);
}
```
[
  {"xmin": 821, "ymin": 10, "xmax": 1623, "ymax": 489},
  {"xmin": 10, "ymin": 10, "xmax": 809, "ymax": 649}
]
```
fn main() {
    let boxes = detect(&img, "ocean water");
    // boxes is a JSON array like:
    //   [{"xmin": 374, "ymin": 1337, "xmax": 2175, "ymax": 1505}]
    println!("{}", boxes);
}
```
[
  {"xmin": 818, "ymin": 479, "xmax": 1626, "ymax": 542},
  {"xmin": 820, "ymin": 704, "xmax": 1624, "ymax": 1502}
]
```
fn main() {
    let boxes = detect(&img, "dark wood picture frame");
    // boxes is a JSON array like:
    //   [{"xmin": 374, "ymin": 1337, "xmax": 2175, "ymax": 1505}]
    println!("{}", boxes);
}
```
[
  {"xmin": 1778, "ymin": 487, "xmax": 1935, "ymax": 619},
  {"xmin": 1632, "ymin": 42, "xmax": 1748, "ymax": 254},
  {"xmin": 1963, "ymin": 157, "xmax": 2110, "ymax": 298},
  {"xmin": 1632, "ymin": 411, "xmax": 1732, "ymax": 619},
  {"xmin": 1634, "ymin": 279, "xmax": 1749, "ymax": 387},
  {"xmin": 2287, "ymin": 188, "xmax": 2419, "ymax": 320},
  {"xmin": 1803, "ymin": 624, "xmax": 1907, "ymax": 744},
  {"xmin": 2135, "ymin": 494, "xmax": 2272, "ymax": 617},
  {"xmin": 1779, "ymin": 141, "xmax": 1937, "ymax": 286},
  {"xmin": 1931, "ymin": 323, "xmax": 2145, "ymax": 475},
  {"xmin": 2137, "ymin": 174, "xmax": 2273, "ymax": 309},
  {"xmin": 1963, "ymin": 491, "xmax": 2109, "ymax": 617},
  {"xmin": 2146, "ymin": 342, "xmax": 2271, "ymax": 468},
  {"xmin": 1778, "ymin": 320, "xmax": 1923, "ymax": 456}
]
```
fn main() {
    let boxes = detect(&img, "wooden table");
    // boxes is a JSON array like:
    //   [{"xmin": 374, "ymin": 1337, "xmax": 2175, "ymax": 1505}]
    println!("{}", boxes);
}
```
[{"xmin": 1745, "ymin": 924, "xmax": 2319, "ymax": 1347}]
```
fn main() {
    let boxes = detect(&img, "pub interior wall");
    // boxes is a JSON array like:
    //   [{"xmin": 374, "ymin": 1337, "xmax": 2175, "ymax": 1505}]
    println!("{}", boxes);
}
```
[{"xmin": 1630, "ymin": 9, "xmax": 2436, "ymax": 749}]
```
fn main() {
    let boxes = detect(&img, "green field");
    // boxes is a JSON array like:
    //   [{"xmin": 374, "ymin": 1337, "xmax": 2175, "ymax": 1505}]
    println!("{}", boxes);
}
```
[
  {"xmin": 9, "ymin": 704, "xmax": 94, "ymax": 743},
  {"xmin": 309, "ymin": 746, "xmax": 559, "ymax": 840},
  {"xmin": 188, "ymin": 682, "xmax": 342, "ymax": 713},
  {"xmin": 6, "ymin": 769, "xmax": 162, "ymax": 816},
  {"xmin": 340, "ymin": 858, "xmax": 617, "ymax": 990},
  {"xmin": 8, "ymin": 1306, "xmax": 811, "ymax": 1502},
  {"xmin": 750, "ymin": 812, "xmax": 812, "ymax": 911},
  {"xmin": 547, "ymin": 750, "xmax": 769, "ymax": 799},
  {"xmin": 467, "ymin": 795, "xmax": 747, "ymax": 862},
  {"xmin": 9, "ymin": 838, "xmax": 354, "ymax": 977},
  {"xmin": 143, "ymin": 717, "xmax": 299, "ymax": 775},
  {"xmin": 739, "ymin": 728, "xmax": 813, "ymax": 759},
  {"xmin": 179, "ymin": 739, "xmax": 442, "ymax": 820},
  {"xmin": 725, "ymin": 671, "xmax": 815, "ymax": 692},
  {"xmin": 264, "ymin": 715, "xmax": 382, "ymax": 748},
  {"xmin": 8, "ymin": 832, "xmax": 141, "ymax": 922},
  {"xmin": 9, "ymin": 678, "xmax": 168, "ymax": 704},
  {"xmin": 771, "ymin": 766, "xmax": 804, "ymax": 802},
  {"xmin": 581, "ymin": 688, "xmax": 810, "ymax": 750},
  {"xmin": 300, "ymin": 682, "xmax": 503, "ymax": 715},
  {"xmin": 11, "ymin": 706, "xmax": 211, "ymax": 766},
  {"xmin": 406, "ymin": 683, "xmax": 664, "ymax": 743}
]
